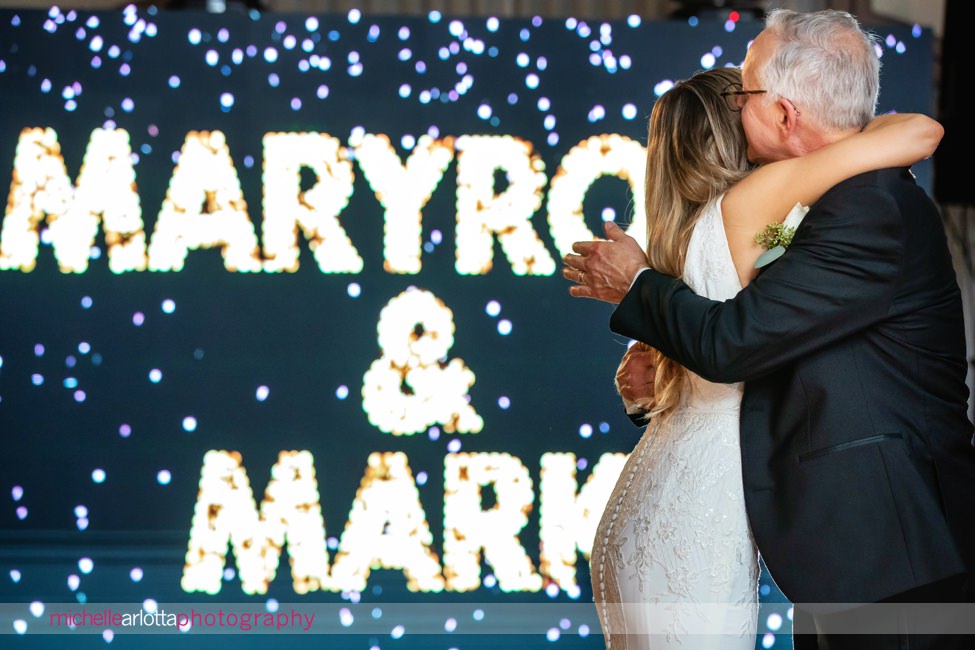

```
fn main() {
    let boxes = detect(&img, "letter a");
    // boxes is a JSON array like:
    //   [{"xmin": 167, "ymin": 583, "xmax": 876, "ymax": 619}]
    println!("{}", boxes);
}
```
[
  {"xmin": 148, "ymin": 131, "xmax": 261, "ymax": 272},
  {"xmin": 330, "ymin": 452, "xmax": 445, "ymax": 592}
]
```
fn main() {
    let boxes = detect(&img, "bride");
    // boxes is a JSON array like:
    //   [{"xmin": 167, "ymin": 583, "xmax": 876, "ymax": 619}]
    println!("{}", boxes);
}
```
[{"xmin": 587, "ymin": 66, "xmax": 943, "ymax": 649}]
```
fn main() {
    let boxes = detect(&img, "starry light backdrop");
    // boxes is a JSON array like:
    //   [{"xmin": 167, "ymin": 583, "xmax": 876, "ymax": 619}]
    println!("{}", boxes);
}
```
[{"xmin": 0, "ymin": 6, "xmax": 933, "ymax": 649}]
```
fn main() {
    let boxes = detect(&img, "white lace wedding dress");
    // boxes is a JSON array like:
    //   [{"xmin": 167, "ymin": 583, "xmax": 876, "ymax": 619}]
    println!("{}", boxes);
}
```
[{"xmin": 591, "ymin": 195, "xmax": 760, "ymax": 649}]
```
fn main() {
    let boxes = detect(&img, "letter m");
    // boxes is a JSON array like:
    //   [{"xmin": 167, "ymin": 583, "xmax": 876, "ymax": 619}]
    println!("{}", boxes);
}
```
[
  {"xmin": 1, "ymin": 127, "xmax": 146, "ymax": 273},
  {"xmin": 180, "ymin": 450, "xmax": 331, "ymax": 595}
]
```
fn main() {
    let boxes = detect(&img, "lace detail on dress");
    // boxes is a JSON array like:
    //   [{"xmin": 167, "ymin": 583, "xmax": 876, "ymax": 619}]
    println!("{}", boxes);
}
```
[
  {"xmin": 592, "ymin": 195, "xmax": 759, "ymax": 649},
  {"xmin": 682, "ymin": 195, "xmax": 741, "ymax": 297}
]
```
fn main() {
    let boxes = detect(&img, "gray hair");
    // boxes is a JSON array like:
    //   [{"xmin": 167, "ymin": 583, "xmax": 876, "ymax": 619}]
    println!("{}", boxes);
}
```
[{"xmin": 759, "ymin": 9, "xmax": 880, "ymax": 131}]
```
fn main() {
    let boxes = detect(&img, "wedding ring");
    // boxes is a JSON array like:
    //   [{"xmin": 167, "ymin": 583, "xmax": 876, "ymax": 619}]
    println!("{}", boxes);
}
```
[{"xmin": 580, "ymin": 271, "xmax": 586, "ymax": 284}]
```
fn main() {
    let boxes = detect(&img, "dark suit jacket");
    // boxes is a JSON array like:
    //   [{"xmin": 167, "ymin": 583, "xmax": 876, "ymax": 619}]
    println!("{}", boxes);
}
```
[{"xmin": 611, "ymin": 168, "xmax": 975, "ymax": 605}]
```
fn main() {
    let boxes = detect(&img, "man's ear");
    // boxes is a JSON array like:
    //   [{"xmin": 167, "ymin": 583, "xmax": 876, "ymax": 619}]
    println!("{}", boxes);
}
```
[{"xmin": 776, "ymin": 97, "xmax": 800, "ymax": 136}]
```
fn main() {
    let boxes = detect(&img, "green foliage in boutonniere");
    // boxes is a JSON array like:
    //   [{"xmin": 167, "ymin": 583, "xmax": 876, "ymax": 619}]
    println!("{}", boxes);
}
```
[
  {"xmin": 754, "ymin": 223, "xmax": 797, "ymax": 250},
  {"xmin": 753, "ymin": 223, "xmax": 797, "ymax": 269}
]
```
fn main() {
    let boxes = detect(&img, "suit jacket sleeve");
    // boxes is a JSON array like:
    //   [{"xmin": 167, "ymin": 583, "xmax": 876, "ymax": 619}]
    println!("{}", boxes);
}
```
[{"xmin": 610, "ymin": 176, "xmax": 905, "ymax": 383}]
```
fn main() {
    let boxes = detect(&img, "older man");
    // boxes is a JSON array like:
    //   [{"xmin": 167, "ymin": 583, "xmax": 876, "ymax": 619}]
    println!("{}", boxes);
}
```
[{"xmin": 565, "ymin": 9, "xmax": 974, "ymax": 650}]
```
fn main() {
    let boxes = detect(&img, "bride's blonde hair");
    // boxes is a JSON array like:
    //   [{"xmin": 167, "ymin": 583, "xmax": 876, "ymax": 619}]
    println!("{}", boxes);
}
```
[{"xmin": 642, "ymin": 67, "xmax": 751, "ymax": 420}]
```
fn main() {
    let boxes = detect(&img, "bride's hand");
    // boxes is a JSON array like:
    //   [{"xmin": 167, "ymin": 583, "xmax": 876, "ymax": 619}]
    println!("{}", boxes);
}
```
[{"xmin": 616, "ymin": 342, "xmax": 657, "ymax": 413}]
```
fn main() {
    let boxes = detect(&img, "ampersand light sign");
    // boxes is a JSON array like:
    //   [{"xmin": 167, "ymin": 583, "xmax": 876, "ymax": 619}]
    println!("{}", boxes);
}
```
[{"xmin": 361, "ymin": 287, "xmax": 483, "ymax": 436}]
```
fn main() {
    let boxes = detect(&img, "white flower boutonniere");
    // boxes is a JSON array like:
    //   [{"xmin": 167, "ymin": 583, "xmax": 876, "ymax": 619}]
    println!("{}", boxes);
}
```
[{"xmin": 754, "ymin": 202, "xmax": 809, "ymax": 268}]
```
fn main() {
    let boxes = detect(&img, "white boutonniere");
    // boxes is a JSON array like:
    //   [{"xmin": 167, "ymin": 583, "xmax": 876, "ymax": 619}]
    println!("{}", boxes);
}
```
[{"xmin": 754, "ymin": 202, "xmax": 809, "ymax": 268}]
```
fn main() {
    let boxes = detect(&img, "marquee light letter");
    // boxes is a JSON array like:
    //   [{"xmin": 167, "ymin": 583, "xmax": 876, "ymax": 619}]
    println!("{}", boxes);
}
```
[
  {"xmin": 443, "ymin": 452, "xmax": 542, "ymax": 592},
  {"xmin": 546, "ymin": 134, "xmax": 648, "ymax": 257},
  {"xmin": 148, "ymin": 131, "xmax": 261, "ymax": 272},
  {"xmin": 262, "ymin": 132, "xmax": 361, "ymax": 273},
  {"xmin": 1, "ymin": 127, "xmax": 147, "ymax": 273},
  {"xmin": 330, "ymin": 452, "xmax": 445, "ymax": 592},
  {"xmin": 362, "ymin": 287, "xmax": 482, "ymax": 436},
  {"xmin": 354, "ymin": 134, "xmax": 454, "ymax": 274},
  {"xmin": 181, "ymin": 450, "xmax": 331, "ymax": 595},
  {"xmin": 454, "ymin": 135, "xmax": 555, "ymax": 275},
  {"xmin": 539, "ymin": 452, "xmax": 628, "ymax": 593}
]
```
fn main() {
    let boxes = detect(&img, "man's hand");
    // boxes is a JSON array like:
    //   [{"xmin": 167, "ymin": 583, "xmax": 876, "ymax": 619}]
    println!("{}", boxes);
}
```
[
  {"xmin": 563, "ymin": 221, "xmax": 650, "ymax": 304},
  {"xmin": 616, "ymin": 342, "xmax": 657, "ymax": 414}
]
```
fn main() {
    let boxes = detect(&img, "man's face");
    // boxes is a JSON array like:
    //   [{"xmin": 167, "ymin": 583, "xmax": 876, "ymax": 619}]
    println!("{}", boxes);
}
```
[{"xmin": 740, "ymin": 32, "xmax": 783, "ymax": 164}]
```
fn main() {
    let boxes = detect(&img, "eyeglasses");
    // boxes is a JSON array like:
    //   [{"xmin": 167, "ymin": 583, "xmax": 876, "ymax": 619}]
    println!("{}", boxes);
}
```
[{"xmin": 720, "ymin": 82, "xmax": 767, "ymax": 111}]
